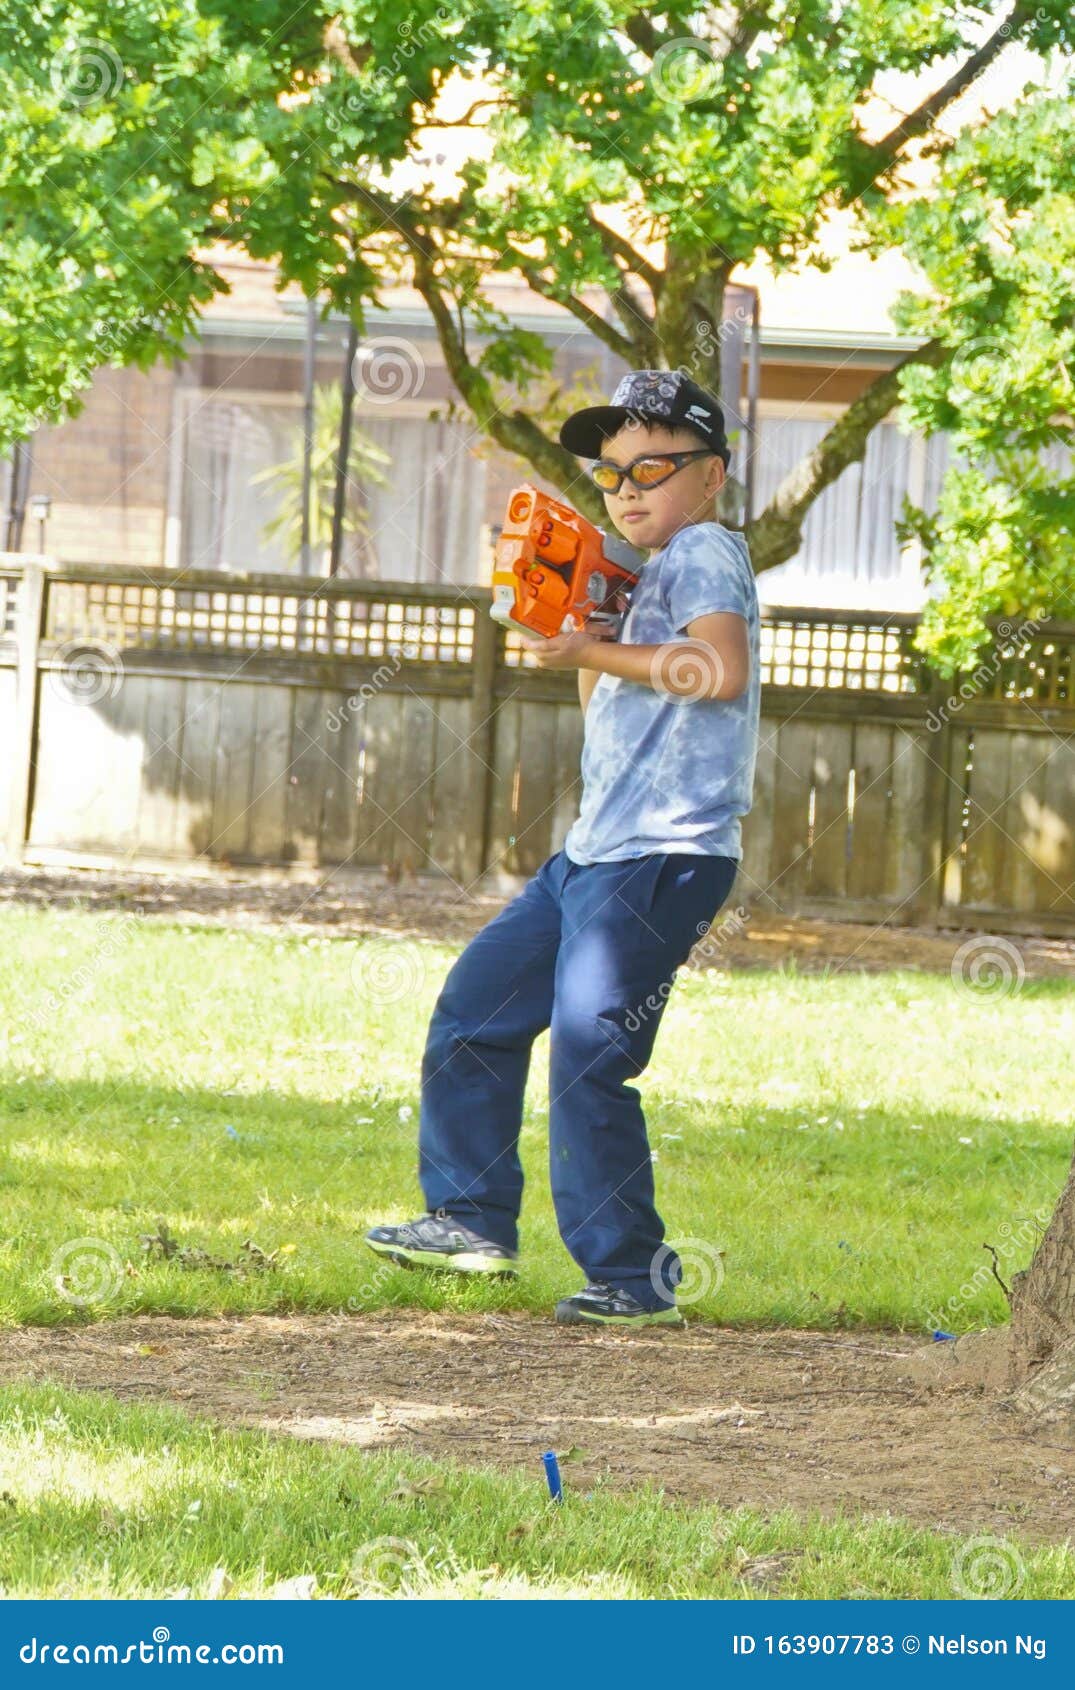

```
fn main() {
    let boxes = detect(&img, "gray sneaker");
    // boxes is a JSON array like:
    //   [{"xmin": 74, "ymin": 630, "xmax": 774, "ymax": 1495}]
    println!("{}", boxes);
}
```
[
  {"xmin": 364, "ymin": 1210, "xmax": 519, "ymax": 1277},
  {"xmin": 555, "ymin": 1280, "xmax": 683, "ymax": 1326}
]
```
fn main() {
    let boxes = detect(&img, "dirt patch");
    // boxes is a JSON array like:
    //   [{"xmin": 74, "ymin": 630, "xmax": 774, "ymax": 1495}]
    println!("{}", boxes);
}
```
[
  {"xmin": 4, "ymin": 862, "xmax": 1075, "ymax": 976},
  {"xmin": 2, "ymin": 1310, "xmax": 1073, "ymax": 1546}
]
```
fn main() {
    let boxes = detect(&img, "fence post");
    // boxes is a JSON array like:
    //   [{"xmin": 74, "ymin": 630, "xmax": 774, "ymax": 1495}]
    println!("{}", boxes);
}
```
[
  {"xmin": 6, "ymin": 558, "xmax": 46, "ymax": 865},
  {"xmin": 908, "ymin": 670, "xmax": 953, "ymax": 925},
  {"xmin": 464, "ymin": 601, "xmax": 500, "ymax": 884}
]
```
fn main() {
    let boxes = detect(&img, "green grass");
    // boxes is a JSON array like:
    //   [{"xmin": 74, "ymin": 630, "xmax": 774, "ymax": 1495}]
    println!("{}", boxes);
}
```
[
  {"xmin": 1, "ymin": 1380, "xmax": 1071, "ymax": 1599},
  {"xmin": 2, "ymin": 902, "xmax": 1074, "ymax": 1600},
  {"xmin": 1, "ymin": 902, "xmax": 1072, "ymax": 1333}
]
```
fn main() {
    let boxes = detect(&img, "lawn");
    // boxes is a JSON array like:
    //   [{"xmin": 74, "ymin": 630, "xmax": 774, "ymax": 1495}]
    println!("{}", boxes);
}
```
[
  {"xmin": 3, "ymin": 899, "xmax": 1075, "ymax": 1602},
  {"xmin": 1, "ymin": 902, "xmax": 1071, "ymax": 1333},
  {"xmin": 1, "ymin": 1380, "xmax": 1072, "ymax": 1600}
]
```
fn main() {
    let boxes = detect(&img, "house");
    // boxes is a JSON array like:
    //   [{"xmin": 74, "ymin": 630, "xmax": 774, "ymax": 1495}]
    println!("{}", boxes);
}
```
[{"xmin": 1, "ymin": 239, "xmax": 949, "ymax": 613}]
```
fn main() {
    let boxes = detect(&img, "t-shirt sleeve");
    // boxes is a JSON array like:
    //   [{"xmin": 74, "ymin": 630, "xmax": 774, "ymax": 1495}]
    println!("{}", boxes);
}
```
[{"xmin": 661, "ymin": 529, "xmax": 754, "ymax": 634}]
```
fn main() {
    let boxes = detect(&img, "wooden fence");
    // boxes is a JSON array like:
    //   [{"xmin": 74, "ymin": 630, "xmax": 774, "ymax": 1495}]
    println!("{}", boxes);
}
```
[{"xmin": 1, "ymin": 556, "xmax": 1073, "ymax": 935}]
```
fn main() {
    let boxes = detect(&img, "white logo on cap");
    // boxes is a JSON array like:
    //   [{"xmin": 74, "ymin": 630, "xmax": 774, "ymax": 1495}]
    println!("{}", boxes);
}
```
[{"xmin": 686, "ymin": 404, "xmax": 711, "ymax": 421}]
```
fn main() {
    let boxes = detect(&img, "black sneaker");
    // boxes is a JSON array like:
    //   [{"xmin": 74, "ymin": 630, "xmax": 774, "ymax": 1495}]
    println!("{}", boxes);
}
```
[
  {"xmin": 554, "ymin": 1280, "xmax": 683, "ymax": 1327},
  {"xmin": 364, "ymin": 1210, "xmax": 519, "ymax": 1277}
]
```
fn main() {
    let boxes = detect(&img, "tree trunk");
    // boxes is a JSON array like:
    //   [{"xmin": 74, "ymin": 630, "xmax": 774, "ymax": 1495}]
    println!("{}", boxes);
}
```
[{"xmin": 1007, "ymin": 1145, "xmax": 1075, "ymax": 1423}]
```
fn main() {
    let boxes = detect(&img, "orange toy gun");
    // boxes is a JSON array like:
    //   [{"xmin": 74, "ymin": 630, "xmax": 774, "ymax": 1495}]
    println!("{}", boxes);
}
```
[{"xmin": 490, "ymin": 484, "xmax": 641, "ymax": 640}]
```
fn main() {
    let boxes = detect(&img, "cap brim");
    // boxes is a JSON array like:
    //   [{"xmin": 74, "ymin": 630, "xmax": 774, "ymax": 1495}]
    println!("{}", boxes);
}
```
[{"xmin": 558, "ymin": 405, "xmax": 635, "ymax": 458}]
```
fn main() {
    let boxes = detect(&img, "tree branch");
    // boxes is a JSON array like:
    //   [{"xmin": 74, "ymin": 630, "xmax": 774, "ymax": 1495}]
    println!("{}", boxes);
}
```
[
  {"xmin": 746, "ymin": 338, "xmax": 947, "ymax": 571},
  {"xmin": 622, "ymin": 6, "xmax": 765, "ymax": 68},
  {"xmin": 322, "ymin": 17, "xmax": 372, "ymax": 76},
  {"xmin": 410, "ymin": 241, "xmax": 602, "ymax": 514},
  {"xmin": 419, "ymin": 96, "xmax": 502, "ymax": 129},
  {"xmin": 586, "ymin": 209, "xmax": 662, "ymax": 297},
  {"xmin": 582, "ymin": 211, "xmax": 663, "ymax": 358},
  {"xmin": 504, "ymin": 251, "xmax": 642, "ymax": 363},
  {"xmin": 620, "ymin": 12, "xmax": 665, "ymax": 57},
  {"xmin": 325, "ymin": 176, "xmax": 463, "ymax": 237},
  {"xmin": 351, "ymin": 200, "xmax": 602, "ymax": 514},
  {"xmin": 333, "ymin": 176, "xmax": 654, "ymax": 369},
  {"xmin": 842, "ymin": 1, "xmax": 1032, "ymax": 202}
]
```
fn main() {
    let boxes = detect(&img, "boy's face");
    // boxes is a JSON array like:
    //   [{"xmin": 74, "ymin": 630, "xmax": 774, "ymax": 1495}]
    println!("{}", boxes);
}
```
[{"xmin": 594, "ymin": 421, "xmax": 726, "ymax": 555}]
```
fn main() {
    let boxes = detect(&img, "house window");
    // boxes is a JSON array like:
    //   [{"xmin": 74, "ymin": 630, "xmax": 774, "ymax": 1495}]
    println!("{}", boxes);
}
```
[
  {"xmin": 752, "ymin": 407, "xmax": 938, "ymax": 613},
  {"xmin": 171, "ymin": 391, "xmax": 487, "ymax": 585}
]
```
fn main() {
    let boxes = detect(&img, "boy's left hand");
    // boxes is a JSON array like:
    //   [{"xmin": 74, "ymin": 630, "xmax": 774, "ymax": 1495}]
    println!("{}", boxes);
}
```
[{"xmin": 521, "ymin": 629, "xmax": 598, "ymax": 670}]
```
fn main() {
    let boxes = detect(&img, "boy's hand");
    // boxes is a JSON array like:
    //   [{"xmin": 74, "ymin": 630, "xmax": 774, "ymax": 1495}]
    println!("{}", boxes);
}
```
[{"xmin": 522, "ymin": 629, "xmax": 602, "ymax": 670}]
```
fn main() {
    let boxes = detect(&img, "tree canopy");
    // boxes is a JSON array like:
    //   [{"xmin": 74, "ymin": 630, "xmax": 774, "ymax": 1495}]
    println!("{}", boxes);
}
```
[{"xmin": 2, "ymin": 2, "xmax": 1075, "ymax": 669}]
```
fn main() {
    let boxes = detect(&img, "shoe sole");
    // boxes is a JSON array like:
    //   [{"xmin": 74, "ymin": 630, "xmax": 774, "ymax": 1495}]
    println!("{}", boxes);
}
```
[
  {"xmin": 364, "ymin": 1237, "xmax": 519, "ymax": 1278},
  {"xmin": 555, "ymin": 1305, "xmax": 683, "ymax": 1327}
]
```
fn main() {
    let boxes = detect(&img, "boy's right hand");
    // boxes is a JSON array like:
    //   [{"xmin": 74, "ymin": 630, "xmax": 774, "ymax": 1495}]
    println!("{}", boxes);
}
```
[{"xmin": 582, "ymin": 614, "xmax": 624, "ymax": 643}]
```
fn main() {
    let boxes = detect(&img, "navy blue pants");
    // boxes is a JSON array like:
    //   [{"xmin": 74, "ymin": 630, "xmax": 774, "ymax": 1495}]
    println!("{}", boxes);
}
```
[{"xmin": 418, "ymin": 848, "xmax": 738, "ymax": 1309}]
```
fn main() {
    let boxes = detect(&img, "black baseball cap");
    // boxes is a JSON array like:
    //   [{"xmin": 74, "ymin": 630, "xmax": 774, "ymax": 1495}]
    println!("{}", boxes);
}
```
[{"xmin": 559, "ymin": 369, "xmax": 731, "ymax": 465}]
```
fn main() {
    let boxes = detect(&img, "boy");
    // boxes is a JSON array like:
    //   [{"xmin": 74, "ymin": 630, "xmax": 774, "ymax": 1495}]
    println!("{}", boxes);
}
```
[{"xmin": 366, "ymin": 370, "xmax": 761, "ymax": 1326}]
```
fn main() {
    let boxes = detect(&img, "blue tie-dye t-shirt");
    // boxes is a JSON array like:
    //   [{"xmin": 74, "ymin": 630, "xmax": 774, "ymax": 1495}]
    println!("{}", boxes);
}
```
[{"xmin": 563, "ymin": 521, "xmax": 761, "ymax": 865}]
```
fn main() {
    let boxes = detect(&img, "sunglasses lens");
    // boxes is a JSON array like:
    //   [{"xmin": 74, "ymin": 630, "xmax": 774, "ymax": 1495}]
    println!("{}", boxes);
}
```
[
  {"xmin": 590, "ymin": 464, "xmax": 622, "ymax": 491},
  {"xmin": 631, "ymin": 456, "xmax": 675, "ymax": 486}
]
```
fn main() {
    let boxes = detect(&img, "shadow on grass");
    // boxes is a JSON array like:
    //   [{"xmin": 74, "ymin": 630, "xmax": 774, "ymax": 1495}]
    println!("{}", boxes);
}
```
[{"xmin": 0, "ymin": 1069, "xmax": 1068, "ymax": 1334}]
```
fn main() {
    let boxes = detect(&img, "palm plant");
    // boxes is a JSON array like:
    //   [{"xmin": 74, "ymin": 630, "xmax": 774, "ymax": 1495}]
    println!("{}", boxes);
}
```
[{"xmin": 253, "ymin": 383, "xmax": 392, "ymax": 571}]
